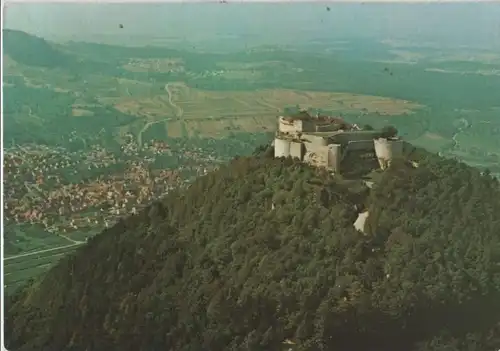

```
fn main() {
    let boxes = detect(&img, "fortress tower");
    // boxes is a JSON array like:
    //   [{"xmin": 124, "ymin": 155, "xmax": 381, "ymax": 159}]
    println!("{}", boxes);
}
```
[
  {"xmin": 373, "ymin": 137, "xmax": 404, "ymax": 170},
  {"xmin": 273, "ymin": 112, "xmax": 404, "ymax": 174},
  {"xmin": 327, "ymin": 144, "xmax": 342, "ymax": 172},
  {"xmin": 274, "ymin": 138, "xmax": 291, "ymax": 158}
]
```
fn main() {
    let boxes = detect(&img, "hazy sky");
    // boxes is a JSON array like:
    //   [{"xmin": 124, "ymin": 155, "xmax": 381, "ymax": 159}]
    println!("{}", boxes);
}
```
[{"xmin": 4, "ymin": 2, "xmax": 500, "ymax": 49}]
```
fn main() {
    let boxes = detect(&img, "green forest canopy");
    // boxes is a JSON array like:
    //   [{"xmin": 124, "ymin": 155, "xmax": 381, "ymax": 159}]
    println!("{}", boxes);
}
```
[{"xmin": 5, "ymin": 143, "xmax": 500, "ymax": 351}]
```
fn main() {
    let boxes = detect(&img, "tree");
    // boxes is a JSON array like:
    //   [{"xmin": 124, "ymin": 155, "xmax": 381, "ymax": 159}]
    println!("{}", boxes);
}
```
[{"xmin": 380, "ymin": 125, "xmax": 398, "ymax": 138}]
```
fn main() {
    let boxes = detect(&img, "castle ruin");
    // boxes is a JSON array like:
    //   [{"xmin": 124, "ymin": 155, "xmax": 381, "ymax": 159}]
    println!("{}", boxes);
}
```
[{"xmin": 273, "ymin": 111, "xmax": 404, "ymax": 173}]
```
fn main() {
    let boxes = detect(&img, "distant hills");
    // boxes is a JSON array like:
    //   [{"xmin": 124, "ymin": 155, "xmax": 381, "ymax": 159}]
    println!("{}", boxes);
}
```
[
  {"xmin": 3, "ymin": 29, "xmax": 74, "ymax": 68},
  {"xmin": 5, "ymin": 143, "xmax": 500, "ymax": 351},
  {"xmin": 2, "ymin": 29, "xmax": 121, "ymax": 75}
]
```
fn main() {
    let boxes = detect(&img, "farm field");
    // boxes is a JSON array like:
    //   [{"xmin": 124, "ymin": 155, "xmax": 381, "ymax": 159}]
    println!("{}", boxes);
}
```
[{"xmin": 104, "ymin": 82, "xmax": 424, "ymax": 139}]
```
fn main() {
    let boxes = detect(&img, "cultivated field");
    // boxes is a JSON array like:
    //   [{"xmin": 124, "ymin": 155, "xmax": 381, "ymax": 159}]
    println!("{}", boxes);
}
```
[{"xmin": 104, "ymin": 82, "xmax": 424, "ymax": 139}]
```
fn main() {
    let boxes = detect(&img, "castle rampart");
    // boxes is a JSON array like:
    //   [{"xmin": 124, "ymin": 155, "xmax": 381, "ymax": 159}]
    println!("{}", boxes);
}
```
[
  {"xmin": 344, "ymin": 140, "xmax": 376, "ymax": 152},
  {"xmin": 315, "ymin": 124, "xmax": 344, "ymax": 133},
  {"xmin": 329, "ymin": 130, "xmax": 382, "ymax": 144},
  {"xmin": 302, "ymin": 133, "xmax": 329, "ymax": 146}
]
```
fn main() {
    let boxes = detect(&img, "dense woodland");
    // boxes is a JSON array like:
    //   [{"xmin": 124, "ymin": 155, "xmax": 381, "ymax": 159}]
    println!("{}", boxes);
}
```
[{"xmin": 5, "ymin": 143, "xmax": 500, "ymax": 351}]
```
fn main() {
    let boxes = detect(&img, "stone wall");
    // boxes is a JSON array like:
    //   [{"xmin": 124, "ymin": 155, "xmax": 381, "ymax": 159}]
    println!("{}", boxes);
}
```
[
  {"xmin": 301, "ymin": 120, "xmax": 316, "ymax": 133},
  {"xmin": 302, "ymin": 133, "xmax": 328, "ymax": 146},
  {"xmin": 328, "ymin": 144, "xmax": 342, "ymax": 172},
  {"xmin": 330, "ymin": 130, "xmax": 382, "ymax": 144},
  {"xmin": 345, "ymin": 140, "xmax": 375, "ymax": 152},
  {"xmin": 315, "ymin": 124, "xmax": 342, "ymax": 133}
]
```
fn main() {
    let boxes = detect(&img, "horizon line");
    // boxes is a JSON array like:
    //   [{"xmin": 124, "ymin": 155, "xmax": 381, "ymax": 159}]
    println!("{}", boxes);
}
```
[{"xmin": 4, "ymin": 0, "xmax": 500, "ymax": 3}]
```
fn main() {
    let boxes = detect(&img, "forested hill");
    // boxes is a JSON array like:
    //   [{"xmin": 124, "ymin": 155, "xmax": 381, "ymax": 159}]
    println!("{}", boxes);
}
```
[
  {"xmin": 3, "ymin": 29, "xmax": 122, "ymax": 75},
  {"xmin": 3, "ymin": 29, "xmax": 72, "ymax": 68},
  {"xmin": 5, "ymin": 144, "xmax": 500, "ymax": 351}
]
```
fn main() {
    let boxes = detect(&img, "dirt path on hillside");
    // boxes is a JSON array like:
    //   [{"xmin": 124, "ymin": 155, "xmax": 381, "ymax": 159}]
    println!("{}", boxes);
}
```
[{"xmin": 4, "ymin": 242, "xmax": 84, "ymax": 261}]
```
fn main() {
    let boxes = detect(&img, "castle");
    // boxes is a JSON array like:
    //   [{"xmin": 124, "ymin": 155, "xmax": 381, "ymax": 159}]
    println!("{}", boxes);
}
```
[{"xmin": 273, "ymin": 111, "xmax": 404, "ymax": 173}]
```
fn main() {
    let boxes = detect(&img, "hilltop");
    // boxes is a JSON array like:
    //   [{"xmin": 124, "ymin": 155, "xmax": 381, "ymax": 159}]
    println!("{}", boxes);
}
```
[
  {"xmin": 5, "ymin": 143, "xmax": 500, "ymax": 351},
  {"xmin": 3, "ymin": 29, "xmax": 122, "ymax": 76},
  {"xmin": 3, "ymin": 29, "xmax": 73, "ymax": 68}
]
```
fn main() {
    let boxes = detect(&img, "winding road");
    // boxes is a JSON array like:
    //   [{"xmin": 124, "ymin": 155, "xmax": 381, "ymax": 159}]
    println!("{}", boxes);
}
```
[
  {"xmin": 450, "ymin": 118, "xmax": 471, "ymax": 151},
  {"xmin": 137, "ymin": 118, "xmax": 172, "ymax": 148},
  {"xmin": 165, "ymin": 83, "xmax": 184, "ymax": 118},
  {"xmin": 58, "ymin": 233, "xmax": 84, "ymax": 245},
  {"xmin": 136, "ymin": 83, "xmax": 184, "ymax": 147}
]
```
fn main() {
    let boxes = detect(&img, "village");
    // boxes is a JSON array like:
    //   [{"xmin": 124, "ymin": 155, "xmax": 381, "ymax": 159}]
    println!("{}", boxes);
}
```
[
  {"xmin": 3, "ymin": 135, "xmax": 220, "ymax": 245},
  {"xmin": 4, "ymin": 112, "xmax": 408, "ymax": 247}
]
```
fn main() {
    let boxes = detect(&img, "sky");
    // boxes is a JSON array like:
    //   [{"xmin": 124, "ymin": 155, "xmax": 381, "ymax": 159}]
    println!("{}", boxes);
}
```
[{"xmin": 3, "ymin": 2, "xmax": 500, "ymax": 50}]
